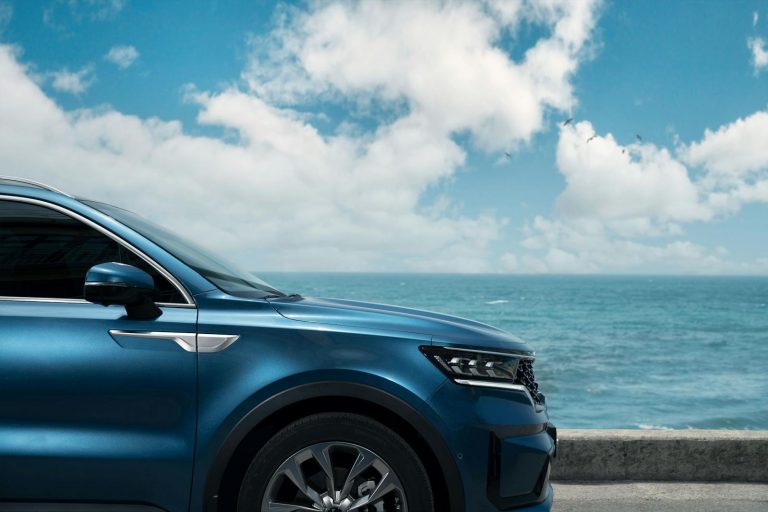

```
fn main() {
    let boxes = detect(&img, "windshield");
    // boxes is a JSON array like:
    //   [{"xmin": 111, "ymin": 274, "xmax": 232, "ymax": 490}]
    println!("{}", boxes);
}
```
[{"xmin": 83, "ymin": 200, "xmax": 284, "ymax": 299}]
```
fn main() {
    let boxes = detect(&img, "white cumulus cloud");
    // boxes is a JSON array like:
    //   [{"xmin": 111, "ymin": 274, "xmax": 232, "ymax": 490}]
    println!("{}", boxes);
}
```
[
  {"xmin": 683, "ymin": 110, "xmax": 768, "ymax": 215},
  {"xmin": 48, "ymin": 65, "xmax": 95, "ymax": 94},
  {"xmin": 684, "ymin": 110, "xmax": 768, "ymax": 179},
  {"xmin": 0, "ymin": 44, "xmax": 497, "ymax": 272},
  {"xmin": 556, "ymin": 121, "xmax": 709, "ymax": 228},
  {"xmin": 105, "ymin": 45, "xmax": 139, "ymax": 69},
  {"xmin": 512, "ymin": 216, "xmax": 733, "ymax": 274},
  {"xmin": 244, "ymin": 0, "xmax": 600, "ymax": 151},
  {"xmin": 0, "ymin": 0, "xmax": 602, "ymax": 273},
  {"xmin": 504, "ymin": 110, "xmax": 768, "ymax": 274}
]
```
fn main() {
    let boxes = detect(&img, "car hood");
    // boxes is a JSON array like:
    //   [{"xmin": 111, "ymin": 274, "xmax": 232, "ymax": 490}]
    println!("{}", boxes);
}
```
[{"xmin": 268, "ymin": 296, "xmax": 533, "ymax": 353}]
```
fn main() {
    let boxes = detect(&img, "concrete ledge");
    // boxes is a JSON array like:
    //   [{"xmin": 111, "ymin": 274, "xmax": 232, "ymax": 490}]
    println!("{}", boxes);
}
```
[
  {"xmin": 552, "ymin": 482, "xmax": 768, "ymax": 512},
  {"xmin": 551, "ymin": 429, "xmax": 768, "ymax": 482}
]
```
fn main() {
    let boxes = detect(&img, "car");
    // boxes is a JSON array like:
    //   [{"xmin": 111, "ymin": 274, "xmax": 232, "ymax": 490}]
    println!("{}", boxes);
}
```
[{"xmin": 0, "ymin": 175, "xmax": 557, "ymax": 512}]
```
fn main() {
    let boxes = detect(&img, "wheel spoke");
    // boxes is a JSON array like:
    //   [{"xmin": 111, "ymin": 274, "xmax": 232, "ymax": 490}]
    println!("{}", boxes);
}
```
[
  {"xmin": 348, "ymin": 471, "xmax": 399, "ymax": 510},
  {"xmin": 281, "ymin": 456, "xmax": 321, "ymax": 505},
  {"xmin": 339, "ymin": 448, "xmax": 377, "ymax": 499},
  {"xmin": 366, "ymin": 470, "xmax": 399, "ymax": 505},
  {"xmin": 267, "ymin": 502, "xmax": 319, "ymax": 512},
  {"xmin": 308, "ymin": 443, "xmax": 336, "ymax": 497}
]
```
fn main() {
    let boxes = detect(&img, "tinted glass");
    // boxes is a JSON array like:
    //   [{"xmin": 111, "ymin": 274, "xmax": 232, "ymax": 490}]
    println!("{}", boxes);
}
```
[
  {"xmin": 83, "ymin": 200, "xmax": 284, "ymax": 299},
  {"xmin": 0, "ymin": 200, "xmax": 184, "ymax": 302}
]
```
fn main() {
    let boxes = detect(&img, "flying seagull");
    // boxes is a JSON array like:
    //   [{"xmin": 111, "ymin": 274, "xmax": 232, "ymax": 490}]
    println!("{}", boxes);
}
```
[
  {"xmin": 563, "ymin": 117, "xmax": 573, "ymax": 127},
  {"xmin": 586, "ymin": 135, "xmax": 597, "ymax": 143}
]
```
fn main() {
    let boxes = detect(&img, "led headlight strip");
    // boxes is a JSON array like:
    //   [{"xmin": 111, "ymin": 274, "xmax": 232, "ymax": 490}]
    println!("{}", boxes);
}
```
[{"xmin": 420, "ymin": 346, "xmax": 539, "ymax": 405}]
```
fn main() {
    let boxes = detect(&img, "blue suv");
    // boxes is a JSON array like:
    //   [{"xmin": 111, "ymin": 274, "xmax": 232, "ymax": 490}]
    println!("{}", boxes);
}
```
[{"xmin": 0, "ymin": 176, "xmax": 556, "ymax": 512}]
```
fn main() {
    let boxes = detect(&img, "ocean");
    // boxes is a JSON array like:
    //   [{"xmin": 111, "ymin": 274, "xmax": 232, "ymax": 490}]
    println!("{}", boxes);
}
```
[{"xmin": 261, "ymin": 273, "xmax": 768, "ymax": 430}]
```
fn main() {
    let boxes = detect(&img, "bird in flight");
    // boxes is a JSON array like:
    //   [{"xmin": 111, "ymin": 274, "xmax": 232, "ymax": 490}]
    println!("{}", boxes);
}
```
[
  {"xmin": 504, "ymin": 151, "xmax": 512, "ymax": 159},
  {"xmin": 586, "ymin": 135, "xmax": 597, "ymax": 143},
  {"xmin": 636, "ymin": 134, "xmax": 643, "ymax": 142},
  {"xmin": 563, "ymin": 117, "xmax": 574, "ymax": 127}
]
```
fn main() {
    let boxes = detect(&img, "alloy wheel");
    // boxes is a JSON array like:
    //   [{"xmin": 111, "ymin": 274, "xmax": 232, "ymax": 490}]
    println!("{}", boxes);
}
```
[{"xmin": 261, "ymin": 441, "xmax": 408, "ymax": 512}]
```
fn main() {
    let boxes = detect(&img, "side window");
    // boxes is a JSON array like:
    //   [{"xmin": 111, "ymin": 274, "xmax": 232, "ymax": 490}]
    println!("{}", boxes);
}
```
[
  {"xmin": 117, "ymin": 247, "xmax": 184, "ymax": 303},
  {"xmin": 0, "ymin": 200, "xmax": 184, "ymax": 303}
]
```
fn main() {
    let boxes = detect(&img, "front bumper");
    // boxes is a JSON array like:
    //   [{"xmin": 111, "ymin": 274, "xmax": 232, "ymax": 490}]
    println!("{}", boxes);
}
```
[
  {"xmin": 429, "ymin": 380, "xmax": 557, "ymax": 511},
  {"xmin": 487, "ymin": 423, "xmax": 557, "ymax": 509}
]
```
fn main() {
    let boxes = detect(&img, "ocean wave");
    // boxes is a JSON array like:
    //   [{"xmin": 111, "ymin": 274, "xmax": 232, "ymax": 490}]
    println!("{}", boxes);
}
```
[
  {"xmin": 485, "ymin": 299, "xmax": 509, "ymax": 305},
  {"xmin": 637, "ymin": 424, "xmax": 673, "ymax": 430}
]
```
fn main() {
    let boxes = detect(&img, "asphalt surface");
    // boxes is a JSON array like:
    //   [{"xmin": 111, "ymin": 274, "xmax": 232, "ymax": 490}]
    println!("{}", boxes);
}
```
[{"xmin": 552, "ymin": 482, "xmax": 768, "ymax": 512}]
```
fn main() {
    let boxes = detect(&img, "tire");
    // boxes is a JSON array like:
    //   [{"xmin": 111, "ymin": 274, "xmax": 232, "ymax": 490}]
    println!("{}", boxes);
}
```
[{"xmin": 237, "ymin": 412, "xmax": 434, "ymax": 512}]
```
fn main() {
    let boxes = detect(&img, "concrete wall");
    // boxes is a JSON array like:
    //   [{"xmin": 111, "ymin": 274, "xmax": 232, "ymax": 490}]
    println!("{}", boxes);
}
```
[{"xmin": 551, "ymin": 429, "xmax": 768, "ymax": 482}]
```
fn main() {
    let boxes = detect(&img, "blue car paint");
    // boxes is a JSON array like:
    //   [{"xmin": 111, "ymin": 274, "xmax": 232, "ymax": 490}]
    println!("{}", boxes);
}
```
[
  {"xmin": 268, "ymin": 296, "xmax": 534, "ymax": 353},
  {"xmin": 0, "ymin": 183, "xmax": 555, "ymax": 512},
  {"xmin": 0, "ymin": 300, "xmax": 198, "ymax": 510}
]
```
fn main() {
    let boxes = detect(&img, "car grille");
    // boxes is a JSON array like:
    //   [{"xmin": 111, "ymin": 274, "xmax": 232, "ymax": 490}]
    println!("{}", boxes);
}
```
[{"xmin": 516, "ymin": 359, "xmax": 545, "ymax": 405}]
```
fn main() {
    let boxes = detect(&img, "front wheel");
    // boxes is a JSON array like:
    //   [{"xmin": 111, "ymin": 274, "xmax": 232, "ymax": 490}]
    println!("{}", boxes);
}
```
[{"xmin": 237, "ymin": 412, "xmax": 434, "ymax": 512}]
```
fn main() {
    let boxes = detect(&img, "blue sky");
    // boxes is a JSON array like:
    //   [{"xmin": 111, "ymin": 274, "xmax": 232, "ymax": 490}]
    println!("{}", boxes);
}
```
[{"xmin": 0, "ymin": 0, "xmax": 767, "ymax": 273}]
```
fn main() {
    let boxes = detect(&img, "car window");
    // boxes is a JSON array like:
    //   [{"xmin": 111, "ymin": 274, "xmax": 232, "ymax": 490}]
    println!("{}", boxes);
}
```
[
  {"xmin": 0, "ymin": 199, "xmax": 185, "ymax": 303},
  {"xmin": 83, "ymin": 200, "xmax": 285, "ymax": 299}
]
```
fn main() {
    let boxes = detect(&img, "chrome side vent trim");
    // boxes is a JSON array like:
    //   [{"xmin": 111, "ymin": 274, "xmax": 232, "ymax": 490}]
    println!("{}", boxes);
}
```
[
  {"xmin": 198, "ymin": 334, "xmax": 240, "ymax": 352},
  {"xmin": 109, "ymin": 330, "xmax": 240, "ymax": 353}
]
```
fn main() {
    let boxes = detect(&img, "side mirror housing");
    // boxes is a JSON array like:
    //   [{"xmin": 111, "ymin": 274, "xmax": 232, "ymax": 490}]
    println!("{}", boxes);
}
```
[{"xmin": 84, "ymin": 262, "xmax": 161, "ymax": 320}]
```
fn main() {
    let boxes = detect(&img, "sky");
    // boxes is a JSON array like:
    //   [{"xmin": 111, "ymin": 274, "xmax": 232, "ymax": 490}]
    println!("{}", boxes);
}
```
[{"xmin": 0, "ymin": 0, "xmax": 767, "ymax": 274}]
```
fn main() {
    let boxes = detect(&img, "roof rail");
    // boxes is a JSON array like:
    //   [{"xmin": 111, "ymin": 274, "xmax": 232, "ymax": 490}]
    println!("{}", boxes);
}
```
[{"xmin": 0, "ymin": 176, "xmax": 72, "ymax": 197}]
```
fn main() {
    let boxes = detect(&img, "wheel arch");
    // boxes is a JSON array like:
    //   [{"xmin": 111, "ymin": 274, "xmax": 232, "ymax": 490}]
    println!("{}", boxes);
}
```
[{"xmin": 203, "ymin": 381, "xmax": 464, "ymax": 512}]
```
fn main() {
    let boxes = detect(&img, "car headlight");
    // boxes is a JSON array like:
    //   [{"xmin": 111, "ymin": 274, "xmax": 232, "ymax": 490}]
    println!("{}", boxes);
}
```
[{"xmin": 420, "ymin": 346, "xmax": 545, "ymax": 406}]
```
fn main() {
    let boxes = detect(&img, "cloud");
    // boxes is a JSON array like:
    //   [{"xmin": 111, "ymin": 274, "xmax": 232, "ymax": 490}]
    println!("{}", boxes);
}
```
[
  {"xmin": 556, "ymin": 121, "xmax": 709, "ymax": 230},
  {"xmin": 2, "ymin": 1, "xmax": 763, "ymax": 275},
  {"xmin": 754, "ymin": 11, "xmax": 759, "ymax": 28},
  {"xmin": 43, "ymin": 0, "xmax": 126, "ymax": 30},
  {"xmin": 78, "ymin": 0, "xmax": 127, "ymax": 20},
  {"xmin": 0, "ymin": 1, "xmax": 602, "ymax": 273},
  {"xmin": 510, "ymin": 216, "xmax": 734, "ymax": 274},
  {"xmin": 504, "ymin": 110, "xmax": 768, "ymax": 274},
  {"xmin": 48, "ymin": 65, "xmax": 95, "ymax": 94},
  {"xmin": 748, "ymin": 37, "xmax": 768, "ymax": 73},
  {"xmin": 0, "ymin": 44, "xmax": 500, "ymax": 271},
  {"xmin": 244, "ymin": 0, "xmax": 600, "ymax": 151},
  {"xmin": 682, "ymin": 110, "xmax": 768, "ymax": 215},
  {"xmin": 683, "ymin": 110, "xmax": 768, "ymax": 179},
  {"xmin": 105, "ymin": 44, "xmax": 139, "ymax": 69}
]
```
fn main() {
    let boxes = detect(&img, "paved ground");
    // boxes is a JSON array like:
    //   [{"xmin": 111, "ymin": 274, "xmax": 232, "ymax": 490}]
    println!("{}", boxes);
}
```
[{"xmin": 552, "ymin": 482, "xmax": 768, "ymax": 512}]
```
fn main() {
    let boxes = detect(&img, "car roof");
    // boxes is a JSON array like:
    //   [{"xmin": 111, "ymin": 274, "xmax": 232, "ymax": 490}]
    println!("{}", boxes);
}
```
[{"xmin": 0, "ymin": 176, "xmax": 72, "ymax": 197}]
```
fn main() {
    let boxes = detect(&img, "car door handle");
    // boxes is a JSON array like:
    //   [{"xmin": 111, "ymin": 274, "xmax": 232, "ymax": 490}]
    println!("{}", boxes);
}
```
[{"xmin": 109, "ymin": 330, "xmax": 239, "ymax": 352}]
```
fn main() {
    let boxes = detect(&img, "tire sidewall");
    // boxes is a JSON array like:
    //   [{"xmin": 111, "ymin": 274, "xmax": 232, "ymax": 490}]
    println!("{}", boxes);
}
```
[{"xmin": 237, "ymin": 413, "xmax": 433, "ymax": 512}]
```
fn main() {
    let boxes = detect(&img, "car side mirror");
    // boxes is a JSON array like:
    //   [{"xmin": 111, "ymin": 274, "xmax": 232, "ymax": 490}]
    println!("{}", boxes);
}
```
[{"xmin": 84, "ymin": 262, "xmax": 162, "ymax": 320}]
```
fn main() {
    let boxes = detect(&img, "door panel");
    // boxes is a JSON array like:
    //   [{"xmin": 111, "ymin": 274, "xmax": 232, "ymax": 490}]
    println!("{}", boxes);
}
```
[{"xmin": 0, "ymin": 300, "xmax": 197, "ymax": 512}]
